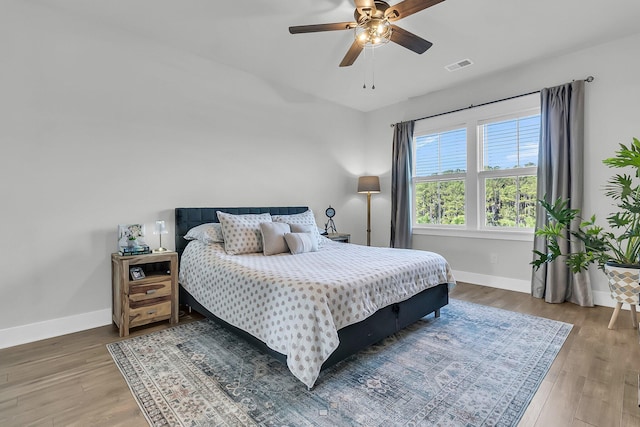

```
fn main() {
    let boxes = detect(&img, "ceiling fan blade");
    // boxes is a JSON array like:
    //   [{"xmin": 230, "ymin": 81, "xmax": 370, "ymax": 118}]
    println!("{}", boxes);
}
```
[
  {"xmin": 289, "ymin": 22, "xmax": 356, "ymax": 34},
  {"xmin": 385, "ymin": 0, "xmax": 445, "ymax": 21},
  {"xmin": 339, "ymin": 40, "xmax": 364, "ymax": 67},
  {"xmin": 354, "ymin": 0, "xmax": 377, "ymax": 15},
  {"xmin": 390, "ymin": 24, "xmax": 433, "ymax": 54}
]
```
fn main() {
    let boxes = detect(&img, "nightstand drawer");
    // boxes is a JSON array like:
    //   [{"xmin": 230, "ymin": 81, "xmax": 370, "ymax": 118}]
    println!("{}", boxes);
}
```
[
  {"xmin": 129, "ymin": 299, "xmax": 172, "ymax": 327},
  {"xmin": 129, "ymin": 280, "xmax": 172, "ymax": 302}
]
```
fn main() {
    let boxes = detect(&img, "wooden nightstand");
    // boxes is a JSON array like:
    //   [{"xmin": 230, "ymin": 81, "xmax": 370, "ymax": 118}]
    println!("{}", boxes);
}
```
[
  {"xmin": 111, "ymin": 251, "xmax": 178, "ymax": 337},
  {"xmin": 326, "ymin": 233, "xmax": 351, "ymax": 243}
]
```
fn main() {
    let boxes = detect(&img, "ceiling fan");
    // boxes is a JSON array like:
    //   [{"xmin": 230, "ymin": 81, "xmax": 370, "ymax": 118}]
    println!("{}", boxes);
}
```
[{"xmin": 289, "ymin": 0, "xmax": 445, "ymax": 67}]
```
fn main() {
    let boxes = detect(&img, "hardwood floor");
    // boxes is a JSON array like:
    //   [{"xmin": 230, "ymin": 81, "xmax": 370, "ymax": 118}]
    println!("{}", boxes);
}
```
[
  {"xmin": 0, "ymin": 310, "xmax": 204, "ymax": 427},
  {"xmin": 1, "ymin": 282, "xmax": 640, "ymax": 426}
]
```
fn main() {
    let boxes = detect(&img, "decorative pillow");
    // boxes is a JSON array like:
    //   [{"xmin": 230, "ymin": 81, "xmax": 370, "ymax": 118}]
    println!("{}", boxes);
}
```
[
  {"xmin": 290, "ymin": 223, "xmax": 314, "ymax": 234},
  {"xmin": 272, "ymin": 210, "xmax": 323, "ymax": 248},
  {"xmin": 217, "ymin": 212, "xmax": 272, "ymax": 255},
  {"xmin": 184, "ymin": 223, "xmax": 224, "ymax": 243},
  {"xmin": 260, "ymin": 222, "xmax": 291, "ymax": 256},
  {"xmin": 284, "ymin": 232, "xmax": 318, "ymax": 255}
]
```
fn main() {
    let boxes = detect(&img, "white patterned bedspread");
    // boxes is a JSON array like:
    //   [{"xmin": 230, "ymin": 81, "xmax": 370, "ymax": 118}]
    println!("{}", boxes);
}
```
[{"xmin": 179, "ymin": 238, "xmax": 455, "ymax": 388}]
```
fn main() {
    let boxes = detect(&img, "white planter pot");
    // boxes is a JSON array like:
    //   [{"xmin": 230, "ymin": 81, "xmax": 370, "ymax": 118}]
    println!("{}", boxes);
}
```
[
  {"xmin": 604, "ymin": 262, "xmax": 640, "ymax": 304},
  {"xmin": 604, "ymin": 262, "xmax": 640, "ymax": 329}
]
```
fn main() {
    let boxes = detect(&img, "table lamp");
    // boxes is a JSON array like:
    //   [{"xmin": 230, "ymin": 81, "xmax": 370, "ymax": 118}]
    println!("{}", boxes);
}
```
[{"xmin": 153, "ymin": 220, "xmax": 168, "ymax": 252}]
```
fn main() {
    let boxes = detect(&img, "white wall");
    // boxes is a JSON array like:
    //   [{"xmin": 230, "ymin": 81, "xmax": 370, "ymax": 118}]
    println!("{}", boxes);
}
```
[
  {"xmin": 0, "ymin": 2, "xmax": 368, "ymax": 346},
  {"xmin": 365, "ymin": 33, "xmax": 640, "ymax": 303}
]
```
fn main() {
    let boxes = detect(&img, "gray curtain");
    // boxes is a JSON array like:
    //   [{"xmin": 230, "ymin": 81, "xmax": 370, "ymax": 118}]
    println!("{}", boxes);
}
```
[
  {"xmin": 390, "ymin": 121, "xmax": 414, "ymax": 249},
  {"xmin": 532, "ymin": 80, "xmax": 593, "ymax": 306}
]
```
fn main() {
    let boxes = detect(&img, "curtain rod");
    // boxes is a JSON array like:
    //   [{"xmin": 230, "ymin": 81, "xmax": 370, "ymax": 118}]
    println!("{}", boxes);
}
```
[{"xmin": 390, "ymin": 76, "xmax": 595, "ymax": 127}]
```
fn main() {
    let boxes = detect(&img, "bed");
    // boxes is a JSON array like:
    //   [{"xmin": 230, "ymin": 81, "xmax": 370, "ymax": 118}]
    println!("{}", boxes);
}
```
[{"xmin": 175, "ymin": 207, "xmax": 455, "ymax": 388}]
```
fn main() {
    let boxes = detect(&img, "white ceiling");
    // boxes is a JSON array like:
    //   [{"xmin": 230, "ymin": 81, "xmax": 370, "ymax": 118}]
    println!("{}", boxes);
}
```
[{"xmin": 40, "ymin": 0, "xmax": 640, "ymax": 112}]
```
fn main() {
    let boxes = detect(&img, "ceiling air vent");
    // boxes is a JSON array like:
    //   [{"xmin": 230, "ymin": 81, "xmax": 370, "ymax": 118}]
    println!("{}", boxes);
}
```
[{"xmin": 445, "ymin": 59, "xmax": 474, "ymax": 72}]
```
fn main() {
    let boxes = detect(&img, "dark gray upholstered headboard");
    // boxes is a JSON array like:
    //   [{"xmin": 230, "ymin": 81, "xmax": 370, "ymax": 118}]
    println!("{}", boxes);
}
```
[{"xmin": 175, "ymin": 206, "xmax": 308, "ymax": 258}]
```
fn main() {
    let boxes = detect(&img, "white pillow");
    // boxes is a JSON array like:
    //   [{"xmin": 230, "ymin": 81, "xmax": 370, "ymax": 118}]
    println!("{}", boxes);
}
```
[
  {"xmin": 184, "ymin": 223, "xmax": 224, "ymax": 244},
  {"xmin": 284, "ymin": 232, "xmax": 318, "ymax": 254},
  {"xmin": 272, "ymin": 210, "xmax": 323, "ymax": 248},
  {"xmin": 217, "ymin": 211, "xmax": 272, "ymax": 255},
  {"xmin": 260, "ymin": 222, "xmax": 291, "ymax": 256}
]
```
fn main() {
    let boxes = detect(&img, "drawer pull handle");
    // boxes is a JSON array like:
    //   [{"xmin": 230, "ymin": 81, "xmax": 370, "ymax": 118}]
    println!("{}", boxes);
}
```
[
  {"xmin": 146, "ymin": 289, "xmax": 157, "ymax": 295},
  {"xmin": 147, "ymin": 310, "xmax": 157, "ymax": 315}
]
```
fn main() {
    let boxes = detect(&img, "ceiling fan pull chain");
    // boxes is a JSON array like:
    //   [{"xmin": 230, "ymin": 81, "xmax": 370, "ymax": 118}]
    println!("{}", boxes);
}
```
[
  {"xmin": 362, "ymin": 46, "xmax": 367, "ymax": 89},
  {"xmin": 371, "ymin": 47, "xmax": 376, "ymax": 89}
]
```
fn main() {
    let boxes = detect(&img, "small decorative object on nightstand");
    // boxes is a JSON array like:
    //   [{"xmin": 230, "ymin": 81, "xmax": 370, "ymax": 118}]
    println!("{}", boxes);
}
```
[
  {"xmin": 325, "ymin": 205, "xmax": 337, "ymax": 234},
  {"xmin": 118, "ymin": 223, "xmax": 150, "ymax": 255},
  {"xmin": 326, "ymin": 233, "xmax": 350, "ymax": 243},
  {"xmin": 111, "ymin": 251, "xmax": 178, "ymax": 337},
  {"xmin": 153, "ymin": 220, "xmax": 168, "ymax": 253}
]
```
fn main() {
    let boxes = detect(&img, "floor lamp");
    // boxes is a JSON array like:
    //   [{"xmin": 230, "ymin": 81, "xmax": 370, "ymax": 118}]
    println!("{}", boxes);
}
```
[{"xmin": 357, "ymin": 176, "xmax": 380, "ymax": 246}]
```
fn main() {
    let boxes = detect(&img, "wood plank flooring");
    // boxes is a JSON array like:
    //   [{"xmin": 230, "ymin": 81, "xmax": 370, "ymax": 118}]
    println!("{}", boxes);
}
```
[{"xmin": 1, "ymin": 282, "xmax": 640, "ymax": 426}]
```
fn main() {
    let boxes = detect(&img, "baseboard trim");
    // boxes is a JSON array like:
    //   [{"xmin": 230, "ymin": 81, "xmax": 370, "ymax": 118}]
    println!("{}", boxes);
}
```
[
  {"xmin": 0, "ymin": 309, "xmax": 112, "ymax": 350},
  {"xmin": 452, "ymin": 270, "xmax": 617, "ymax": 309},
  {"xmin": 451, "ymin": 270, "xmax": 531, "ymax": 294},
  {"xmin": 592, "ymin": 290, "xmax": 616, "ymax": 308}
]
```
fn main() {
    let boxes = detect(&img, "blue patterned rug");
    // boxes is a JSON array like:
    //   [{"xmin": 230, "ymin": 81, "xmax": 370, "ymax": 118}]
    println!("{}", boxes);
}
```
[{"xmin": 107, "ymin": 299, "xmax": 572, "ymax": 426}]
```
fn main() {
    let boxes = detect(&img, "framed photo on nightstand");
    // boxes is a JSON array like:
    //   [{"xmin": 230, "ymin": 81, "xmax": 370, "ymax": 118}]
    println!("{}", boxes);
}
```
[{"xmin": 130, "ymin": 267, "xmax": 146, "ymax": 281}]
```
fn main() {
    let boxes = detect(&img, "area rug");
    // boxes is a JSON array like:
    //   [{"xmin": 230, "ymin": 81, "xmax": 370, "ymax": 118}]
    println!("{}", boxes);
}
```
[{"xmin": 107, "ymin": 299, "xmax": 572, "ymax": 426}]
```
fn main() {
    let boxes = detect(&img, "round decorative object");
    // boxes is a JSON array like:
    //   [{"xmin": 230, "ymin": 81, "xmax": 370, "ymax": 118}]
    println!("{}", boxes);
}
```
[
  {"xmin": 326, "ymin": 206, "xmax": 336, "ymax": 218},
  {"xmin": 325, "ymin": 206, "xmax": 337, "ymax": 234}
]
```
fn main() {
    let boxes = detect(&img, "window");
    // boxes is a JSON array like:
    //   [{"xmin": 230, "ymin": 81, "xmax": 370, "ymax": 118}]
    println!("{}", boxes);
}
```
[
  {"xmin": 414, "ymin": 128, "xmax": 467, "ymax": 225},
  {"xmin": 480, "ymin": 113, "xmax": 539, "ymax": 228},
  {"xmin": 412, "ymin": 94, "xmax": 540, "ymax": 235}
]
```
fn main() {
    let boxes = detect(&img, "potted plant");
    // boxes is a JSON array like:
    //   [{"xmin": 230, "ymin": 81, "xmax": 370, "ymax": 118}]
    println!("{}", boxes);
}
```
[{"xmin": 532, "ymin": 137, "xmax": 640, "ymax": 327}]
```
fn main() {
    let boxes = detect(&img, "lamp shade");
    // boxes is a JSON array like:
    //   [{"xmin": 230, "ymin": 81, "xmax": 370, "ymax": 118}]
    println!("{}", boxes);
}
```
[
  {"xmin": 154, "ymin": 220, "xmax": 168, "ymax": 235},
  {"xmin": 357, "ymin": 176, "xmax": 381, "ymax": 194}
]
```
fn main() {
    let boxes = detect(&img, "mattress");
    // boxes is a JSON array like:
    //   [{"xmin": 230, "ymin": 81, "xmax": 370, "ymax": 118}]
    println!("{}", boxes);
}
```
[{"xmin": 179, "ymin": 238, "xmax": 455, "ymax": 388}]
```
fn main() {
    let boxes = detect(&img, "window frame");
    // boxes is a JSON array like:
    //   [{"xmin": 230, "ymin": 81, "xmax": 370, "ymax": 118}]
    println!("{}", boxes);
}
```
[{"xmin": 411, "ymin": 93, "xmax": 540, "ymax": 240}]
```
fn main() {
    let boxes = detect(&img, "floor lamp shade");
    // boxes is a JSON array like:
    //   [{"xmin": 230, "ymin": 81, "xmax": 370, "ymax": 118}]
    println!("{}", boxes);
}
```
[
  {"xmin": 357, "ymin": 176, "xmax": 381, "ymax": 194},
  {"xmin": 357, "ymin": 176, "xmax": 380, "ymax": 246}
]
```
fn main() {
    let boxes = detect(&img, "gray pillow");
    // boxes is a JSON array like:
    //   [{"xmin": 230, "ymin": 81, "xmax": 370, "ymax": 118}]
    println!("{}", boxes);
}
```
[
  {"xmin": 284, "ymin": 232, "xmax": 318, "ymax": 255},
  {"xmin": 290, "ymin": 223, "xmax": 314, "ymax": 234},
  {"xmin": 272, "ymin": 210, "xmax": 324, "ymax": 248},
  {"xmin": 260, "ymin": 222, "xmax": 291, "ymax": 255}
]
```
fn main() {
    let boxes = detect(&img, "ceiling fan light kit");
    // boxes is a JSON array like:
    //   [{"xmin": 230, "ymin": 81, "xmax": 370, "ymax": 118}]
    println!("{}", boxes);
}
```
[
  {"xmin": 355, "ymin": 18, "xmax": 392, "ymax": 47},
  {"xmin": 289, "ymin": 0, "xmax": 445, "ymax": 67}
]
